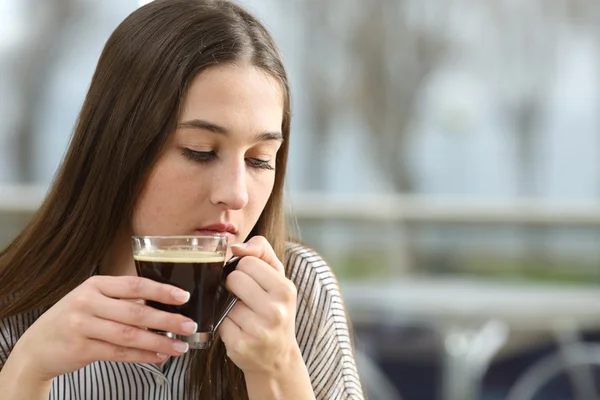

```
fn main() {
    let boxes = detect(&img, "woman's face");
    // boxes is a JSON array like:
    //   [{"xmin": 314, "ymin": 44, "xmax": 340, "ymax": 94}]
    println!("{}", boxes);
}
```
[{"xmin": 131, "ymin": 64, "xmax": 284, "ymax": 246}]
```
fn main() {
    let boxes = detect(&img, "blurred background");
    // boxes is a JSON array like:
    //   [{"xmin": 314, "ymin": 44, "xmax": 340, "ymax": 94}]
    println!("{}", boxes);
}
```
[{"xmin": 3, "ymin": 0, "xmax": 600, "ymax": 399}]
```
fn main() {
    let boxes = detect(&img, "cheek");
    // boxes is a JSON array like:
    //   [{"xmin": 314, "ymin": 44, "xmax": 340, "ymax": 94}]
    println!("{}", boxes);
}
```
[
  {"xmin": 130, "ymin": 160, "xmax": 192, "ymax": 235},
  {"xmin": 131, "ymin": 178, "xmax": 170, "ymax": 235}
]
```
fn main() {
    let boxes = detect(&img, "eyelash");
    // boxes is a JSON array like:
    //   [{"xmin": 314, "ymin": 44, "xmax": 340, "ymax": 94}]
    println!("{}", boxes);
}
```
[{"xmin": 181, "ymin": 149, "xmax": 274, "ymax": 171}]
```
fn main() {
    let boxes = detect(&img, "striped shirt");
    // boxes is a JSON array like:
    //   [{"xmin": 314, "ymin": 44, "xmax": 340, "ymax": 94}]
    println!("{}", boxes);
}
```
[{"xmin": 0, "ymin": 243, "xmax": 364, "ymax": 399}]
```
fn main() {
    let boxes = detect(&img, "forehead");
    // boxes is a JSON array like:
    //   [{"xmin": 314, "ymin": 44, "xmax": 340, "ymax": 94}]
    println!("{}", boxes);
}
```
[{"xmin": 179, "ymin": 64, "xmax": 284, "ymax": 130}]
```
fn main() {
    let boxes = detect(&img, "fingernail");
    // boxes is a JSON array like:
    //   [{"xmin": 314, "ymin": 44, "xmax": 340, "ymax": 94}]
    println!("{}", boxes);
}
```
[
  {"xmin": 172, "ymin": 290, "xmax": 190, "ymax": 302},
  {"xmin": 173, "ymin": 341, "xmax": 189, "ymax": 354},
  {"xmin": 181, "ymin": 321, "xmax": 197, "ymax": 335},
  {"xmin": 231, "ymin": 243, "xmax": 247, "ymax": 249}
]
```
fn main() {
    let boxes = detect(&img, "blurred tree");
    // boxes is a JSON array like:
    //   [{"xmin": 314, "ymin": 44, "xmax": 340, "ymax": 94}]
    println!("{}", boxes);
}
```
[
  {"xmin": 296, "ymin": 0, "xmax": 600, "ymax": 277},
  {"xmin": 486, "ymin": 0, "xmax": 600, "ymax": 271},
  {"xmin": 300, "ymin": 0, "xmax": 447, "ymax": 193},
  {"xmin": 483, "ymin": 0, "xmax": 556, "ymax": 198},
  {"xmin": 298, "ymin": 0, "xmax": 345, "ymax": 191},
  {"xmin": 483, "ymin": 0, "xmax": 561, "ymax": 270},
  {"xmin": 298, "ymin": 0, "xmax": 449, "ymax": 275},
  {"xmin": 488, "ymin": 0, "xmax": 599, "ymax": 197},
  {"xmin": 347, "ymin": 0, "xmax": 447, "ymax": 193}
]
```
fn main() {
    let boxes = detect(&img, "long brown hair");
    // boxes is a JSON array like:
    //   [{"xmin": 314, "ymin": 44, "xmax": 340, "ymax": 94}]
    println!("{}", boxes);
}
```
[{"xmin": 0, "ymin": 1, "xmax": 291, "ymax": 398}]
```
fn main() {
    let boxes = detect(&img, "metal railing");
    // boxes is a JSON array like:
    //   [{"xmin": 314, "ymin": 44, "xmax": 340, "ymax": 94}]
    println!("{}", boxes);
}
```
[{"xmin": 289, "ymin": 192, "xmax": 600, "ymax": 226}]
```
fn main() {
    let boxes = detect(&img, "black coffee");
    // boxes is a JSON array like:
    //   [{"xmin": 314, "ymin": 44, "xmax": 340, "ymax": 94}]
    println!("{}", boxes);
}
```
[{"xmin": 134, "ymin": 251, "xmax": 227, "ymax": 332}]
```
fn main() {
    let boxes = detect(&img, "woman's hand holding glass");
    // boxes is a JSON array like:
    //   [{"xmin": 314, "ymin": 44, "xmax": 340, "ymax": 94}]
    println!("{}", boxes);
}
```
[
  {"xmin": 220, "ymin": 236, "xmax": 301, "ymax": 377},
  {"xmin": 10, "ymin": 275, "xmax": 197, "ymax": 382}
]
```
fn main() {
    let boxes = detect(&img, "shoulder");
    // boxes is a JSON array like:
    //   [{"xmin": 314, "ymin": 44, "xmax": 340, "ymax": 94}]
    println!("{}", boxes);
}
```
[
  {"xmin": 283, "ymin": 241, "xmax": 346, "ymax": 330},
  {"xmin": 284, "ymin": 241, "xmax": 339, "ymax": 289},
  {"xmin": 284, "ymin": 242, "xmax": 366, "ymax": 398}
]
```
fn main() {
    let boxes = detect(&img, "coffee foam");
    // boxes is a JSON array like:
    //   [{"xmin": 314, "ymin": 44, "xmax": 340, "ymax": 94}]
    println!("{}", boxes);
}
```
[{"xmin": 133, "ymin": 249, "xmax": 225, "ymax": 263}]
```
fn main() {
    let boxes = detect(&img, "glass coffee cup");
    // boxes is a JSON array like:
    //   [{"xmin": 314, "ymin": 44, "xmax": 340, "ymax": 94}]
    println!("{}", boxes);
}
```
[{"xmin": 132, "ymin": 235, "xmax": 239, "ymax": 349}]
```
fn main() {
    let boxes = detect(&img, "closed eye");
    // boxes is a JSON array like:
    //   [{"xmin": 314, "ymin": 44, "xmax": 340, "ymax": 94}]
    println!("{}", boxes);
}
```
[
  {"xmin": 247, "ymin": 158, "xmax": 274, "ymax": 170},
  {"xmin": 182, "ymin": 148, "xmax": 274, "ymax": 171},
  {"xmin": 181, "ymin": 148, "xmax": 216, "ymax": 162}
]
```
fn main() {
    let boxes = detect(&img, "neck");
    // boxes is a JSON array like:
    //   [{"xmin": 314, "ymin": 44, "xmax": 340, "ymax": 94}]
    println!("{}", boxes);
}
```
[{"xmin": 99, "ymin": 230, "xmax": 137, "ymax": 276}]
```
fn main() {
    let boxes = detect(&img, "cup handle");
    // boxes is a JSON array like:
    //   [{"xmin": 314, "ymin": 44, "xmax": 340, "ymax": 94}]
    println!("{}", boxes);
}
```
[{"xmin": 213, "ymin": 256, "xmax": 241, "ymax": 333}]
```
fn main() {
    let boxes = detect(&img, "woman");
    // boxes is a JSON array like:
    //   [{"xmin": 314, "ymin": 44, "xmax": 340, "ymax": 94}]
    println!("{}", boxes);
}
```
[{"xmin": 0, "ymin": 0, "xmax": 364, "ymax": 399}]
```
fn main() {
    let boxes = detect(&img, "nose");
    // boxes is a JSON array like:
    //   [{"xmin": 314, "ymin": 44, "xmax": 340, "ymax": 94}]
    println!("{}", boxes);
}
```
[{"xmin": 210, "ymin": 158, "xmax": 249, "ymax": 210}]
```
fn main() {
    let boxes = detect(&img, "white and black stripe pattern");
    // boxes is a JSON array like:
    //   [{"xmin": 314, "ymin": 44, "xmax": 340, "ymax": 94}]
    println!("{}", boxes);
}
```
[
  {"xmin": 0, "ymin": 243, "xmax": 364, "ymax": 399},
  {"xmin": 285, "ymin": 243, "xmax": 364, "ymax": 399}
]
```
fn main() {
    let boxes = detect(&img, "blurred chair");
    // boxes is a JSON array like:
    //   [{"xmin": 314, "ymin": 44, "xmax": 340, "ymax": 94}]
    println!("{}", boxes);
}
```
[
  {"xmin": 506, "ymin": 324, "xmax": 600, "ymax": 400},
  {"xmin": 441, "ymin": 319, "xmax": 510, "ymax": 400}
]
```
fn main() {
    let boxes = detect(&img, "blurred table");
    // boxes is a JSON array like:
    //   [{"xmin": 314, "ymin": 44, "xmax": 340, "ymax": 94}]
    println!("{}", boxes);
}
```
[{"xmin": 341, "ymin": 278, "xmax": 600, "ymax": 400}]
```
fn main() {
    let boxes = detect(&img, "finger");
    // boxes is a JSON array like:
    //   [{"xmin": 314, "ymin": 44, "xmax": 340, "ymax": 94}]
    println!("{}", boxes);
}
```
[
  {"xmin": 83, "ymin": 317, "xmax": 190, "ymax": 357},
  {"xmin": 90, "ymin": 297, "xmax": 198, "ymax": 337},
  {"xmin": 88, "ymin": 338, "xmax": 172, "ymax": 364},
  {"xmin": 226, "ymin": 301, "xmax": 266, "ymax": 339},
  {"xmin": 122, "ymin": 299, "xmax": 146, "ymax": 328},
  {"xmin": 230, "ymin": 236, "xmax": 284, "ymax": 275},
  {"xmin": 233, "ymin": 257, "xmax": 296, "ymax": 297},
  {"xmin": 226, "ymin": 268, "xmax": 271, "ymax": 313},
  {"xmin": 118, "ymin": 299, "xmax": 150, "ymax": 330},
  {"xmin": 227, "ymin": 270, "xmax": 295, "ymax": 327},
  {"xmin": 124, "ymin": 299, "xmax": 145, "ymax": 305},
  {"xmin": 87, "ymin": 275, "xmax": 190, "ymax": 304},
  {"xmin": 218, "ymin": 315, "xmax": 244, "ymax": 350}
]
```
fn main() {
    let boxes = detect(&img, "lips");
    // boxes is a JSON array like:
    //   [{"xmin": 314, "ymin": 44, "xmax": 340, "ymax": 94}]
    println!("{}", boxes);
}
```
[{"xmin": 195, "ymin": 223, "xmax": 238, "ymax": 235}]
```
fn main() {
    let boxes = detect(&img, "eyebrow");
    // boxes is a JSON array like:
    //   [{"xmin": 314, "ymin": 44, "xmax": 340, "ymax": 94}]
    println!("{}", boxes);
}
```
[{"xmin": 177, "ymin": 119, "xmax": 284, "ymax": 142}]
